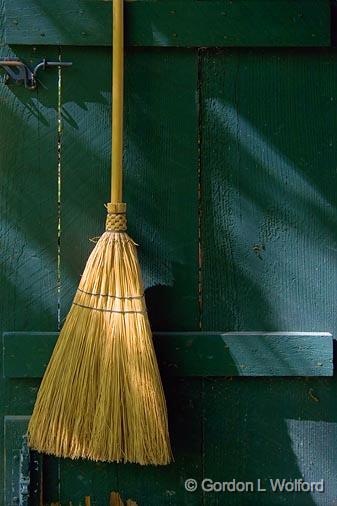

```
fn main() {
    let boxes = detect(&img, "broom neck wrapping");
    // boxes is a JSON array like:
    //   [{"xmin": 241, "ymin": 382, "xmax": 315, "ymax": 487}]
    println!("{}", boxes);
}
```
[{"xmin": 111, "ymin": 0, "xmax": 124, "ymax": 204}]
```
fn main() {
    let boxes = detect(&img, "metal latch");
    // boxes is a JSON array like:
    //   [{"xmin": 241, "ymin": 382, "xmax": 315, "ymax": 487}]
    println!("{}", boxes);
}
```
[{"xmin": 0, "ymin": 58, "xmax": 72, "ymax": 89}]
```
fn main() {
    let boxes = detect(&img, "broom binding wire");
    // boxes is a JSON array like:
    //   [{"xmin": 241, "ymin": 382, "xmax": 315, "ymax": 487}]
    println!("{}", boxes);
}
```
[
  {"xmin": 28, "ymin": 205, "xmax": 172, "ymax": 465},
  {"xmin": 106, "ymin": 202, "xmax": 127, "ymax": 231},
  {"xmin": 28, "ymin": 0, "xmax": 172, "ymax": 466}
]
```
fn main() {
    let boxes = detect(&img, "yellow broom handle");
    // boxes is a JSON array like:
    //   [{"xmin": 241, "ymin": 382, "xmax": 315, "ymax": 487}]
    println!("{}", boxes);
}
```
[{"xmin": 111, "ymin": 0, "xmax": 124, "ymax": 203}]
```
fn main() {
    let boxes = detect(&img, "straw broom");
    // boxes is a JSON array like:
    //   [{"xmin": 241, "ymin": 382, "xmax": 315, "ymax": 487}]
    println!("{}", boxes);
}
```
[{"xmin": 28, "ymin": 0, "xmax": 172, "ymax": 465}]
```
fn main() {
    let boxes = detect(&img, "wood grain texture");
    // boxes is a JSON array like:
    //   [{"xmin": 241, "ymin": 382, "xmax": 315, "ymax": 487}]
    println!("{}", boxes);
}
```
[
  {"xmin": 58, "ymin": 47, "xmax": 200, "ymax": 505},
  {"xmin": 202, "ymin": 377, "xmax": 337, "ymax": 506},
  {"xmin": 200, "ymin": 49, "xmax": 337, "ymax": 333},
  {"xmin": 200, "ymin": 49, "xmax": 337, "ymax": 505},
  {"xmin": 4, "ymin": 0, "xmax": 330, "ymax": 48},
  {"xmin": 157, "ymin": 332, "xmax": 333, "ymax": 377},
  {"xmin": 332, "ymin": 0, "xmax": 337, "ymax": 47},
  {"xmin": 3, "ymin": 331, "xmax": 333, "ymax": 378},
  {"xmin": 1, "ymin": 3, "xmax": 337, "ymax": 502},
  {"xmin": 59, "ymin": 46, "xmax": 111, "ymax": 321},
  {"xmin": 113, "ymin": 378, "xmax": 204, "ymax": 506},
  {"xmin": 4, "ymin": 416, "xmax": 41, "ymax": 506},
  {"xmin": 0, "ymin": 0, "xmax": 59, "ymax": 495},
  {"xmin": 58, "ymin": 47, "xmax": 119, "ymax": 506},
  {"xmin": 105, "ymin": 49, "xmax": 202, "ymax": 506},
  {"xmin": 60, "ymin": 47, "xmax": 199, "ymax": 332},
  {"xmin": 123, "ymin": 49, "xmax": 199, "ymax": 332}
]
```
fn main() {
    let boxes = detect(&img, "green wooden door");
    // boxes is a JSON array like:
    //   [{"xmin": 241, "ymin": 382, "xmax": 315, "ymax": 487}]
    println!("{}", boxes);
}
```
[{"xmin": 1, "ymin": 1, "xmax": 337, "ymax": 505}]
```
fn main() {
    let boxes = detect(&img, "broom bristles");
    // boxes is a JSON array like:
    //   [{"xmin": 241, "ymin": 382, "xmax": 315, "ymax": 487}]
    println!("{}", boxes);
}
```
[{"xmin": 28, "ymin": 230, "xmax": 172, "ymax": 465}]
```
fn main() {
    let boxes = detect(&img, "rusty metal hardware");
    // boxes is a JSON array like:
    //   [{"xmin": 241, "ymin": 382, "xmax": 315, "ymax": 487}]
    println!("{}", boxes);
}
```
[
  {"xmin": 18, "ymin": 435, "xmax": 30, "ymax": 506},
  {"xmin": 16, "ymin": 435, "xmax": 42, "ymax": 506},
  {"xmin": 0, "ymin": 58, "xmax": 72, "ymax": 89}
]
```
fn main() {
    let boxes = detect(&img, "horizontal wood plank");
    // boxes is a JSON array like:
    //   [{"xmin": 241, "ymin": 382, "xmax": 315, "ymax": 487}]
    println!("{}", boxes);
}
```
[
  {"xmin": 3, "ymin": 331, "xmax": 333, "ymax": 378},
  {"xmin": 4, "ymin": 0, "xmax": 330, "ymax": 47}
]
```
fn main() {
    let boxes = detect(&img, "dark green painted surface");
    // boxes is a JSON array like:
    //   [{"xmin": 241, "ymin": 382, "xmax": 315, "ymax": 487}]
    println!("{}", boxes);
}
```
[
  {"xmin": 60, "ymin": 47, "xmax": 199, "ymax": 332},
  {"xmin": 56, "ymin": 45, "xmax": 200, "ymax": 506},
  {"xmin": 3, "ymin": 333, "xmax": 58, "ymax": 378},
  {"xmin": 202, "ymin": 377, "xmax": 337, "ymax": 506},
  {"xmin": 332, "ymin": 0, "xmax": 337, "ymax": 47},
  {"xmin": 59, "ymin": 45, "xmax": 112, "ymax": 323},
  {"xmin": 200, "ymin": 48, "xmax": 337, "ymax": 334},
  {"xmin": 4, "ymin": 0, "xmax": 331, "ymax": 48},
  {"xmin": 4, "ymin": 416, "xmax": 42, "ymax": 506},
  {"xmin": 0, "ymin": 0, "xmax": 59, "ymax": 499},
  {"xmin": 3, "ymin": 331, "xmax": 334, "ymax": 378},
  {"xmin": 199, "ymin": 49, "xmax": 337, "ymax": 505},
  {"xmin": 1, "ymin": 1, "xmax": 337, "ymax": 505}
]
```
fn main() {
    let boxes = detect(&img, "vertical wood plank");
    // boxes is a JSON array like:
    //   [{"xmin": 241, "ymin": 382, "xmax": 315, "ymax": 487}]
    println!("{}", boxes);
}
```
[
  {"xmin": 201, "ymin": 48, "xmax": 337, "ymax": 333},
  {"xmin": 59, "ymin": 46, "xmax": 111, "ymax": 321},
  {"xmin": 202, "ymin": 377, "xmax": 337, "ymax": 506},
  {"xmin": 59, "ymin": 47, "xmax": 199, "ymax": 331},
  {"xmin": 113, "ymin": 378, "xmax": 203, "ymax": 506},
  {"xmin": 0, "ymin": 6, "xmax": 59, "ymax": 498},
  {"xmin": 124, "ymin": 49, "xmax": 199, "ymax": 332},
  {"xmin": 200, "ymin": 49, "xmax": 337, "ymax": 505},
  {"xmin": 53, "ymin": 43, "xmax": 112, "ymax": 504},
  {"xmin": 116, "ymin": 49, "xmax": 201, "ymax": 506},
  {"xmin": 59, "ymin": 46, "xmax": 200, "ymax": 504},
  {"xmin": 58, "ymin": 45, "xmax": 119, "ymax": 502},
  {"xmin": 0, "ymin": 51, "xmax": 59, "ymax": 329}
]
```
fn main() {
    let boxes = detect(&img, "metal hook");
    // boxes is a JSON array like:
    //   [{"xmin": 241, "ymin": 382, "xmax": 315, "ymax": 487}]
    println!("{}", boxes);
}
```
[{"xmin": 0, "ymin": 58, "xmax": 72, "ymax": 90}]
